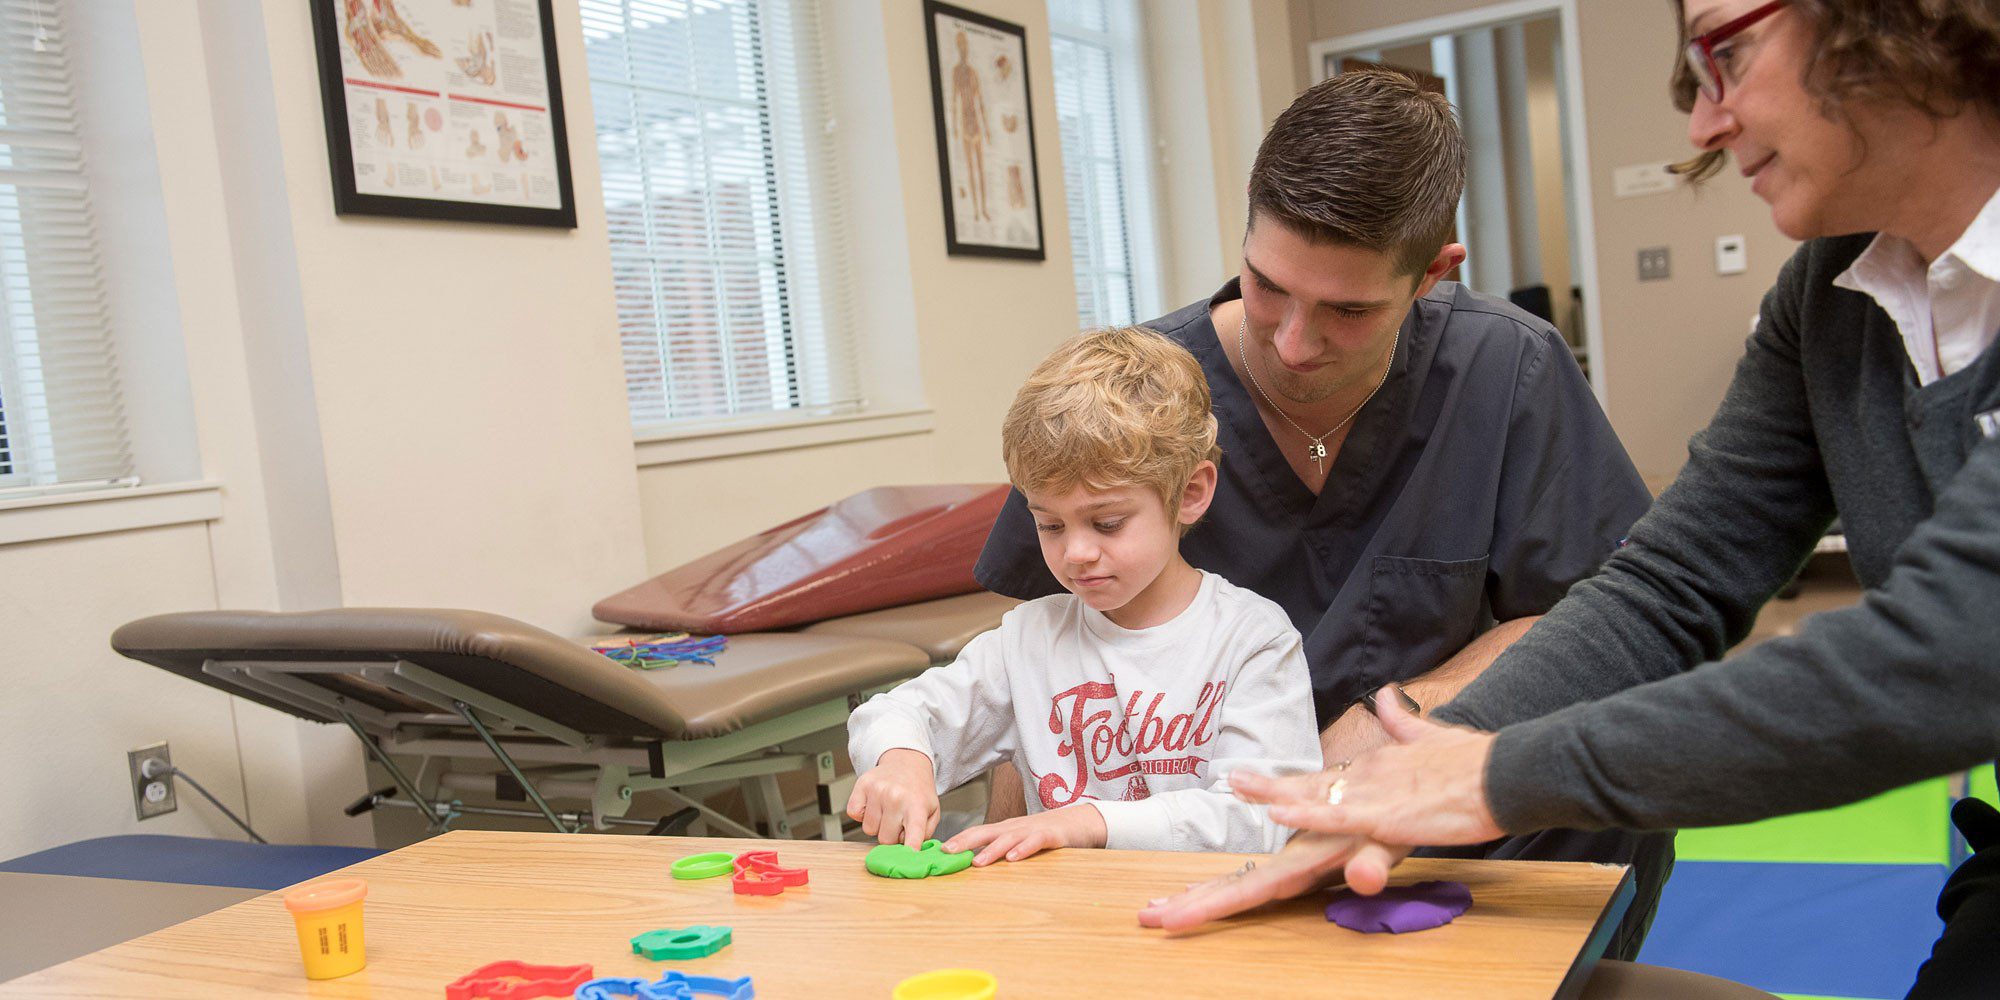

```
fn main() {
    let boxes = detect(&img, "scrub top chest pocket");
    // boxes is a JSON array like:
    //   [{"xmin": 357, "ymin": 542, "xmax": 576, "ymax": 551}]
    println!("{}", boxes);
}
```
[{"xmin": 1358, "ymin": 555, "xmax": 1491, "ymax": 691}]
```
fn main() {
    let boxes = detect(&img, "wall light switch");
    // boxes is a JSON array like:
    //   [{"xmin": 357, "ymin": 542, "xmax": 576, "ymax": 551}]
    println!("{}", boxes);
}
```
[
  {"xmin": 1638, "ymin": 246, "xmax": 1672, "ymax": 282},
  {"xmin": 1716, "ymin": 235, "xmax": 1748, "ymax": 275}
]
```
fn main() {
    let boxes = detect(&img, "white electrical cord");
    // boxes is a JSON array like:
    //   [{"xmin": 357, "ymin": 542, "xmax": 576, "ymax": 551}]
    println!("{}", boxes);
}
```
[{"xmin": 141, "ymin": 757, "xmax": 266, "ymax": 844}]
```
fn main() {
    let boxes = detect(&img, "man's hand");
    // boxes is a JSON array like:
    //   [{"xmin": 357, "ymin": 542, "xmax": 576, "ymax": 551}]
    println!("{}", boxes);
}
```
[
  {"xmin": 1238, "ymin": 689, "xmax": 1505, "ymax": 848},
  {"xmin": 942, "ymin": 804, "xmax": 1107, "ymax": 866},
  {"xmin": 845, "ymin": 748, "xmax": 940, "ymax": 850},
  {"xmin": 1137, "ymin": 831, "xmax": 1410, "ymax": 931}
]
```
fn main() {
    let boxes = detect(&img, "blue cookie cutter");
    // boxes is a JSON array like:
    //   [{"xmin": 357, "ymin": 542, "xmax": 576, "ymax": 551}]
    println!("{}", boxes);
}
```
[
  {"xmin": 577, "ymin": 977, "xmax": 654, "ymax": 1000},
  {"xmin": 635, "ymin": 971, "xmax": 755, "ymax": 1000}
]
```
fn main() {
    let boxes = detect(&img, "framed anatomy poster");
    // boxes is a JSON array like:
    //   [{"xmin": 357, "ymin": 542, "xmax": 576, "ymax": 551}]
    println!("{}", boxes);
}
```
[
  {"xmin": 309, "ymin": 0, "xmax": 577, "ymax": 227},
  {"xmin": 923, "ymin": 1, "xmax": 1045, "ymax": 259}
]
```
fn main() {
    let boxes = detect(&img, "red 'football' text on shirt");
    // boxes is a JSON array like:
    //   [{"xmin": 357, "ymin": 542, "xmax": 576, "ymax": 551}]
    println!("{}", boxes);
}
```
[{"xmin": 1037, "ymin": 680, "xmax": 1225, "ymax": 808}]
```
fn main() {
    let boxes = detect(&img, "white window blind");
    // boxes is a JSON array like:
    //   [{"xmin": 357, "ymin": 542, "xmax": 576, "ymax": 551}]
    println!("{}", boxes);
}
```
[
  {"xmin": 583, "ymin": 0, "xmax": 858, "ymax": 432},
  {"xmin": 1048, "ymin": 0, "xmax": 1148, "ymax": 328},
  {"xmin": 0, "ymin": 0, "xmax": 132, "ymax": 491}
]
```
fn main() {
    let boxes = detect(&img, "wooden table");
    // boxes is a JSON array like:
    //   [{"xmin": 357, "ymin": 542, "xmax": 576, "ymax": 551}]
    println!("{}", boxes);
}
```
[{"xmin": 2, "ymin": 831, "xmax": 1632, "ymax": 998}]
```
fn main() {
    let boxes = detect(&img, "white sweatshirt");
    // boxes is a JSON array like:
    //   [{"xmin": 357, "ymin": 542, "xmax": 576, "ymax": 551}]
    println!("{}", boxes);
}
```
[{"xmin": 847, "ymin": 570, "xmax": 1323, "ymax": 853}]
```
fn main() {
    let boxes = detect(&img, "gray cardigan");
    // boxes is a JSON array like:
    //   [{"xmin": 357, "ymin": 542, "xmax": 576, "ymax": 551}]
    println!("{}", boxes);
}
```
[{"xmin": 1434, "ymin": 234, "xmax": 2000, "ymax": 833}]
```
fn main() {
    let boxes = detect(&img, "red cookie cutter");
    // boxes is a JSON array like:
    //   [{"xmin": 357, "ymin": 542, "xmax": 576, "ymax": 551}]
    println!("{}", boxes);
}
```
[
  {"xmin": 445, "ymin": 960, "xmax": 594, "ymax": 1000},
  {"xmin": 730, "ymin": 850, "xmax": 808, "ymax": 896}
]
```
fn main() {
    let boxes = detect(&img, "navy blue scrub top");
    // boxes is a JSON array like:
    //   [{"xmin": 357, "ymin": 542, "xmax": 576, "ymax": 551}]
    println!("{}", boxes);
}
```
[{"xmin": 976, "ymin": 278, "xmax": 1652, "ymax": 726}]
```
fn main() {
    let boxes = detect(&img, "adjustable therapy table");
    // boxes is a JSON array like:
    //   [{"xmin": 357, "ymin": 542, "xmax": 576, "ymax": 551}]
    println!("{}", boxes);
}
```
[{"xmin": 110, "ymin": 591, "xmax": 1017, "ymax": 841}]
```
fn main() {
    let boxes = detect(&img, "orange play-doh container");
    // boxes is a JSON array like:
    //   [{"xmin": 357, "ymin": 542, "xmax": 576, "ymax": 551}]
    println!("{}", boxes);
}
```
[{"xmin": 282, "ymin": 878, "xmax": 368, "ymax": 979}]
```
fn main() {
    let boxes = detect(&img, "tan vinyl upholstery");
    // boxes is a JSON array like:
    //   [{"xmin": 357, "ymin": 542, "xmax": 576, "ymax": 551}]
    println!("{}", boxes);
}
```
[
  {"xmin": 803, "ymin": 590, "xmax": 1020, "ymax": 662},
  {"xmin": 112, "ymin": 609, "xmax": 929, "ymax": 741}
]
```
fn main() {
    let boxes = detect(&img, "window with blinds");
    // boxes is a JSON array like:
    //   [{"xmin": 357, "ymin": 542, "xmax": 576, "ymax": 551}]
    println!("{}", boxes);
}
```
[
  {"xmin": 0, "ymin": 0, "xmax": 132, "ymax": 492},
  {"xmin": 583, "ymin": 0, "xmax": 858, "ymax": 433},
  {"xmin": 1048, "ymin": 0, "xmax": 1148, "ymax": 328}
]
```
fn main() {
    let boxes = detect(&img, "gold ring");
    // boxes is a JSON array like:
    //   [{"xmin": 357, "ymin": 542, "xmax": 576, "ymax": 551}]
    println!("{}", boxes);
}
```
[{"xmin": 1326, "ymin": 777, "xmax": 1348, "ymax": 807}]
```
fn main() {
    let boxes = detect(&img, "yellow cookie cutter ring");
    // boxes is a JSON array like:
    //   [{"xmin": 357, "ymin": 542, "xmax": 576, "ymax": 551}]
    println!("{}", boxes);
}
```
[{"xmin": 895, "ymin": 968, "xmax": 998, "ymax": 1000}]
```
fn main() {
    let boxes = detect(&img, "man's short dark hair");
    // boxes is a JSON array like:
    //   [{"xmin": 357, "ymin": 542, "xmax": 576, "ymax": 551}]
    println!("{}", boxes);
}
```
[{"xmin": 1247, "ymin": 69, "xmax": 1466, "ymax": 277}]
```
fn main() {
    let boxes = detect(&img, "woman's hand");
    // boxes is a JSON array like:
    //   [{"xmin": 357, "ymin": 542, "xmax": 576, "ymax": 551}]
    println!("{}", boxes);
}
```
[
  {"xmin": 1138, "ymin": 830, "xmax": 1409, "ymax": 931},
  {"xmin": 845, "ymin": 748, "xmax": 940, "ymax": 849},
  {"xmin": 1237, "ymin": 688, "xmax": 1504, "ymax": 848},
  {"xmin": 1138, "ymin": 690, "xmax": 1505, "ymax": 932},
  {"xmin": 943, "ymin": 803, "xmax": 1107, "ymax": 865}
]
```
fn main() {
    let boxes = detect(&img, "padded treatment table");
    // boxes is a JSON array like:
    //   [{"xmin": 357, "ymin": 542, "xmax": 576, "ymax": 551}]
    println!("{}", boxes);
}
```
[
  {"xmin": 110, "ymin": 594, "xmax": 1014, "ymax": 841},
  {"xmin": 112, "ymin": 608, "xmax": 938, "ymax": 840},
  {"xmin": 803, "ymin": 590, "xmax": 1020, "ymax": 662}
]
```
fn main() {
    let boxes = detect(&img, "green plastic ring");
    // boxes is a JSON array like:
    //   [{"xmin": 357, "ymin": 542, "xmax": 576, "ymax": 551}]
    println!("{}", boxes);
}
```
[{"xmin": 671, "ymin": 851, "xmax": 737, "ymax": 880}]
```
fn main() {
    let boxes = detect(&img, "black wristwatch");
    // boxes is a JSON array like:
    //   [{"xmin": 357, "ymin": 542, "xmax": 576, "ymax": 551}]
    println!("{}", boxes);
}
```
[{"xmin": 1353, "ymin": 682, "xmax": 1422, "ymax": 718}]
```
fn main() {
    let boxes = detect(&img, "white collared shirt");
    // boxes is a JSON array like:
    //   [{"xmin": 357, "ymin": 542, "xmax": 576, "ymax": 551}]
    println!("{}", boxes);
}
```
[{"xmin": 1834, "ymin": 185, "xmax": 2000, "ymax": 386}]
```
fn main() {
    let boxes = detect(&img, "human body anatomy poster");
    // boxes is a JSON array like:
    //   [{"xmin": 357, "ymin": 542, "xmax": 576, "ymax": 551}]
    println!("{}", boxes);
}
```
[
  {"xmin": 923, "ymin": 1, "xmax": 1044, "ymax": 259},
  {"xmin": 310, "ymin": 0, "xmax": 577, "ymax": 227}
]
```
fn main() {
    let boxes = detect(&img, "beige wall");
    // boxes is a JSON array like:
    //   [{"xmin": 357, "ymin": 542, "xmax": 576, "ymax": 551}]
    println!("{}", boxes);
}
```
[
  {"xmin": 634, "ymin": 0, "xmax": 1080, "ymax": 572},
  {"xmin": 3, "ymin": 0, "xmax": 649, "ymax": 859},
  {"xmin": 1301, "ymin": 0, "xmax": 1794, "ymax": 484},
  {"xmin": 631, "ymin": 0, "xmax": 1328, "ymax": 572},
  {"xmin": 5, "ymin": 0, "xmax": 1792, "ymax": 863},
  {"xmin": 0, "ymin": 0, "xmax": 1091, "ymax": 861},
  {"xmin": 244, "ymin": 0, "xmax": 649, "ymax": 631}
]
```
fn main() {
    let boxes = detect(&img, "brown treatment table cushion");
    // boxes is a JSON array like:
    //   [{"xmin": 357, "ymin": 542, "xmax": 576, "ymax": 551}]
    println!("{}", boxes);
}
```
[
  {"xmin": 113, "ymin": 609, "xmax": 929, "ymax": 741},
  {"xmin": 593, "ymin": 484, "xmax": 1009, "ymax": 633},
  {"xmin": 804, "ymin": 590, "xmax": 1021, "ymax": 662}
]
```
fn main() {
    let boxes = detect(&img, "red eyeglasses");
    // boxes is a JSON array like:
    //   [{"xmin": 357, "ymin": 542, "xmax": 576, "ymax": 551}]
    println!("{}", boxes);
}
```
[{"xmin": 1684, "ymin": 0, "xmax": 1787, "ymax": 104}]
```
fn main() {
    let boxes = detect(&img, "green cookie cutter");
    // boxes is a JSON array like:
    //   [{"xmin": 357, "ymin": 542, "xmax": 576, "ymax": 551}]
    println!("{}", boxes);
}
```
[
  {"xmin": 631, "ymin": 924, "xmax": 732, "ymax": 960},
  {"xmin": 865, "ymin": 839, "xmax": 975, "ymax": 879},
  {"xmin": 671, "ymin": 851, "xmax": 736, "ymax": 880}
]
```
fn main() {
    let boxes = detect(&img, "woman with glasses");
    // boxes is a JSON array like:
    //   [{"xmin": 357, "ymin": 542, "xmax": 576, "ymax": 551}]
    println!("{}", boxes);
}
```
[{"xmin": 1143, "ymin": 1, "xmax": 2000, "ymax": 992}]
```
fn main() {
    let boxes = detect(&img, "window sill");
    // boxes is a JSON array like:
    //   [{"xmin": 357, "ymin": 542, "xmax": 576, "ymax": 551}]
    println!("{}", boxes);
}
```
[
  {"xmin": 634, "ymin": 408, "xmax": 935, "ymax": 468},
  {"xmin": 0, "ymin": 480, "xmax": 224, "ymax": 547}
]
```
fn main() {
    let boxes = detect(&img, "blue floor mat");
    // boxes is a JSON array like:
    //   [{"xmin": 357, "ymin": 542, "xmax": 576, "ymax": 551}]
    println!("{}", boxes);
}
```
[
  {"xmin": 1639, "ymin": 860, "xmax": 1945, "ymax": 1000},
  {"xmin": 0, "ymin": 834, "xmax": 382, "ymax": 891}
]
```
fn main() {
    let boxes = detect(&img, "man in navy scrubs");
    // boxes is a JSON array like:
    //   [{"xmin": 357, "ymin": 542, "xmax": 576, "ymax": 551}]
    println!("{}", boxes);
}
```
[{"xmin": 975, "ymin": 70, "xmax": 1666, "ymax": 957}]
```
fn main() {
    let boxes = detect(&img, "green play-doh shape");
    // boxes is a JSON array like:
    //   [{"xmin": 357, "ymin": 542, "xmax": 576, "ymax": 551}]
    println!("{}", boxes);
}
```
[
  {"xmin": 865, "ymin": 839, "xmax": 975, "ymax": 879},
  {"xmin": 670, "ymin": 851, "xmax": 735, "ymax": 880},
  {"xmin": 631, "ymin": 924, "xmax": 732, "ymax": 960}
]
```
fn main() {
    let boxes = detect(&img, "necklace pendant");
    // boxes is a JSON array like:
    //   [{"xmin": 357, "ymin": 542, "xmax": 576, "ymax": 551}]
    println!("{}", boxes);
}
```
[{"xmin": 1308, "ymin": 441, "xmax": 1327, "ymax": 460}]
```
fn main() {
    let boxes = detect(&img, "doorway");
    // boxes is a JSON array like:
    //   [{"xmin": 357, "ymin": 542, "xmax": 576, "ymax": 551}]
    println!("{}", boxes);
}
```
[{"xmin": 1309, "ymin": 3, "xmax": 1603, "ymax": 392}]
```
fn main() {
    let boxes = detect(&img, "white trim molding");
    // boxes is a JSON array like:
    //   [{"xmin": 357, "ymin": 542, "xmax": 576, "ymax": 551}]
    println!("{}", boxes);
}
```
[
  {"xmin": 634, "ymin": 408, "xmax": 935, "ymax": 468},
  {"xmin": 0, "ymin": 480, "xmax": 223, "ymax": 547}
]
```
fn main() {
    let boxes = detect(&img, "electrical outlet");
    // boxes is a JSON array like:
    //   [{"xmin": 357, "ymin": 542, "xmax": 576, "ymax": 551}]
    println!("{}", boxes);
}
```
[
  {"xmin": 1638, "ymin": 246, "xmax": 1672, "ymax": 281},
  {"xmin": 128, "ymin": 742, "xmax": 177, "ymax": 820}
]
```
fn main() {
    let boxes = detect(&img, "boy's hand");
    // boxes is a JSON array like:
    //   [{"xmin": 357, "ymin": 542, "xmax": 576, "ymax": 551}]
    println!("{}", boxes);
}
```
[
  {"xmin": 943, "ymin": 804, "xmax": 1107, "ymax": 866},
  {"xmin": 846, "ymin": 748, "xmax": 940, "ymax": 849}
]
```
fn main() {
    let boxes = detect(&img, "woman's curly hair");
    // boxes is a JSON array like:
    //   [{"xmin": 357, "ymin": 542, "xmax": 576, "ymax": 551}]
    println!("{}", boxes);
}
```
[{"xmin": 1670, "ymin": 0, "xmax": 2000, "ymax": 181}]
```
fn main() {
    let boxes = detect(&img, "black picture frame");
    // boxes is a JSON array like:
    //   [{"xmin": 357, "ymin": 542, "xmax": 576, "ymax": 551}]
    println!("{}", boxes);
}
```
[
  {"xmin": 308, "ymin": 0, "xmax": 577, "ymax": 228},
  {"xmin": 923, "ymin": 0, "xmax": 1045, "ymax": 260}
]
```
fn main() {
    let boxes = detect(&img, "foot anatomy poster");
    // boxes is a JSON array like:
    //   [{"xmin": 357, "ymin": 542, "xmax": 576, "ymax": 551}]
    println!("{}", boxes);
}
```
[{"xmin": 311, "ymin": 0, "xmax": 577, "ymax": 227}]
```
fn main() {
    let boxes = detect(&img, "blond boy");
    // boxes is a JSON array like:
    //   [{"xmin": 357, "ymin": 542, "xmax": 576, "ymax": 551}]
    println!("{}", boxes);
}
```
[{"xmin": 845, "ymin": 327, "xmax": 1323, "ymax": 863}]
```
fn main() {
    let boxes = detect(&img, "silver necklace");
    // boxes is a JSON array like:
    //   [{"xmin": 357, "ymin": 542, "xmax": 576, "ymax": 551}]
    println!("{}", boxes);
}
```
[{"xmin": 1236, "ymin": 315, "xmax": 1396, "ymax": 476}]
